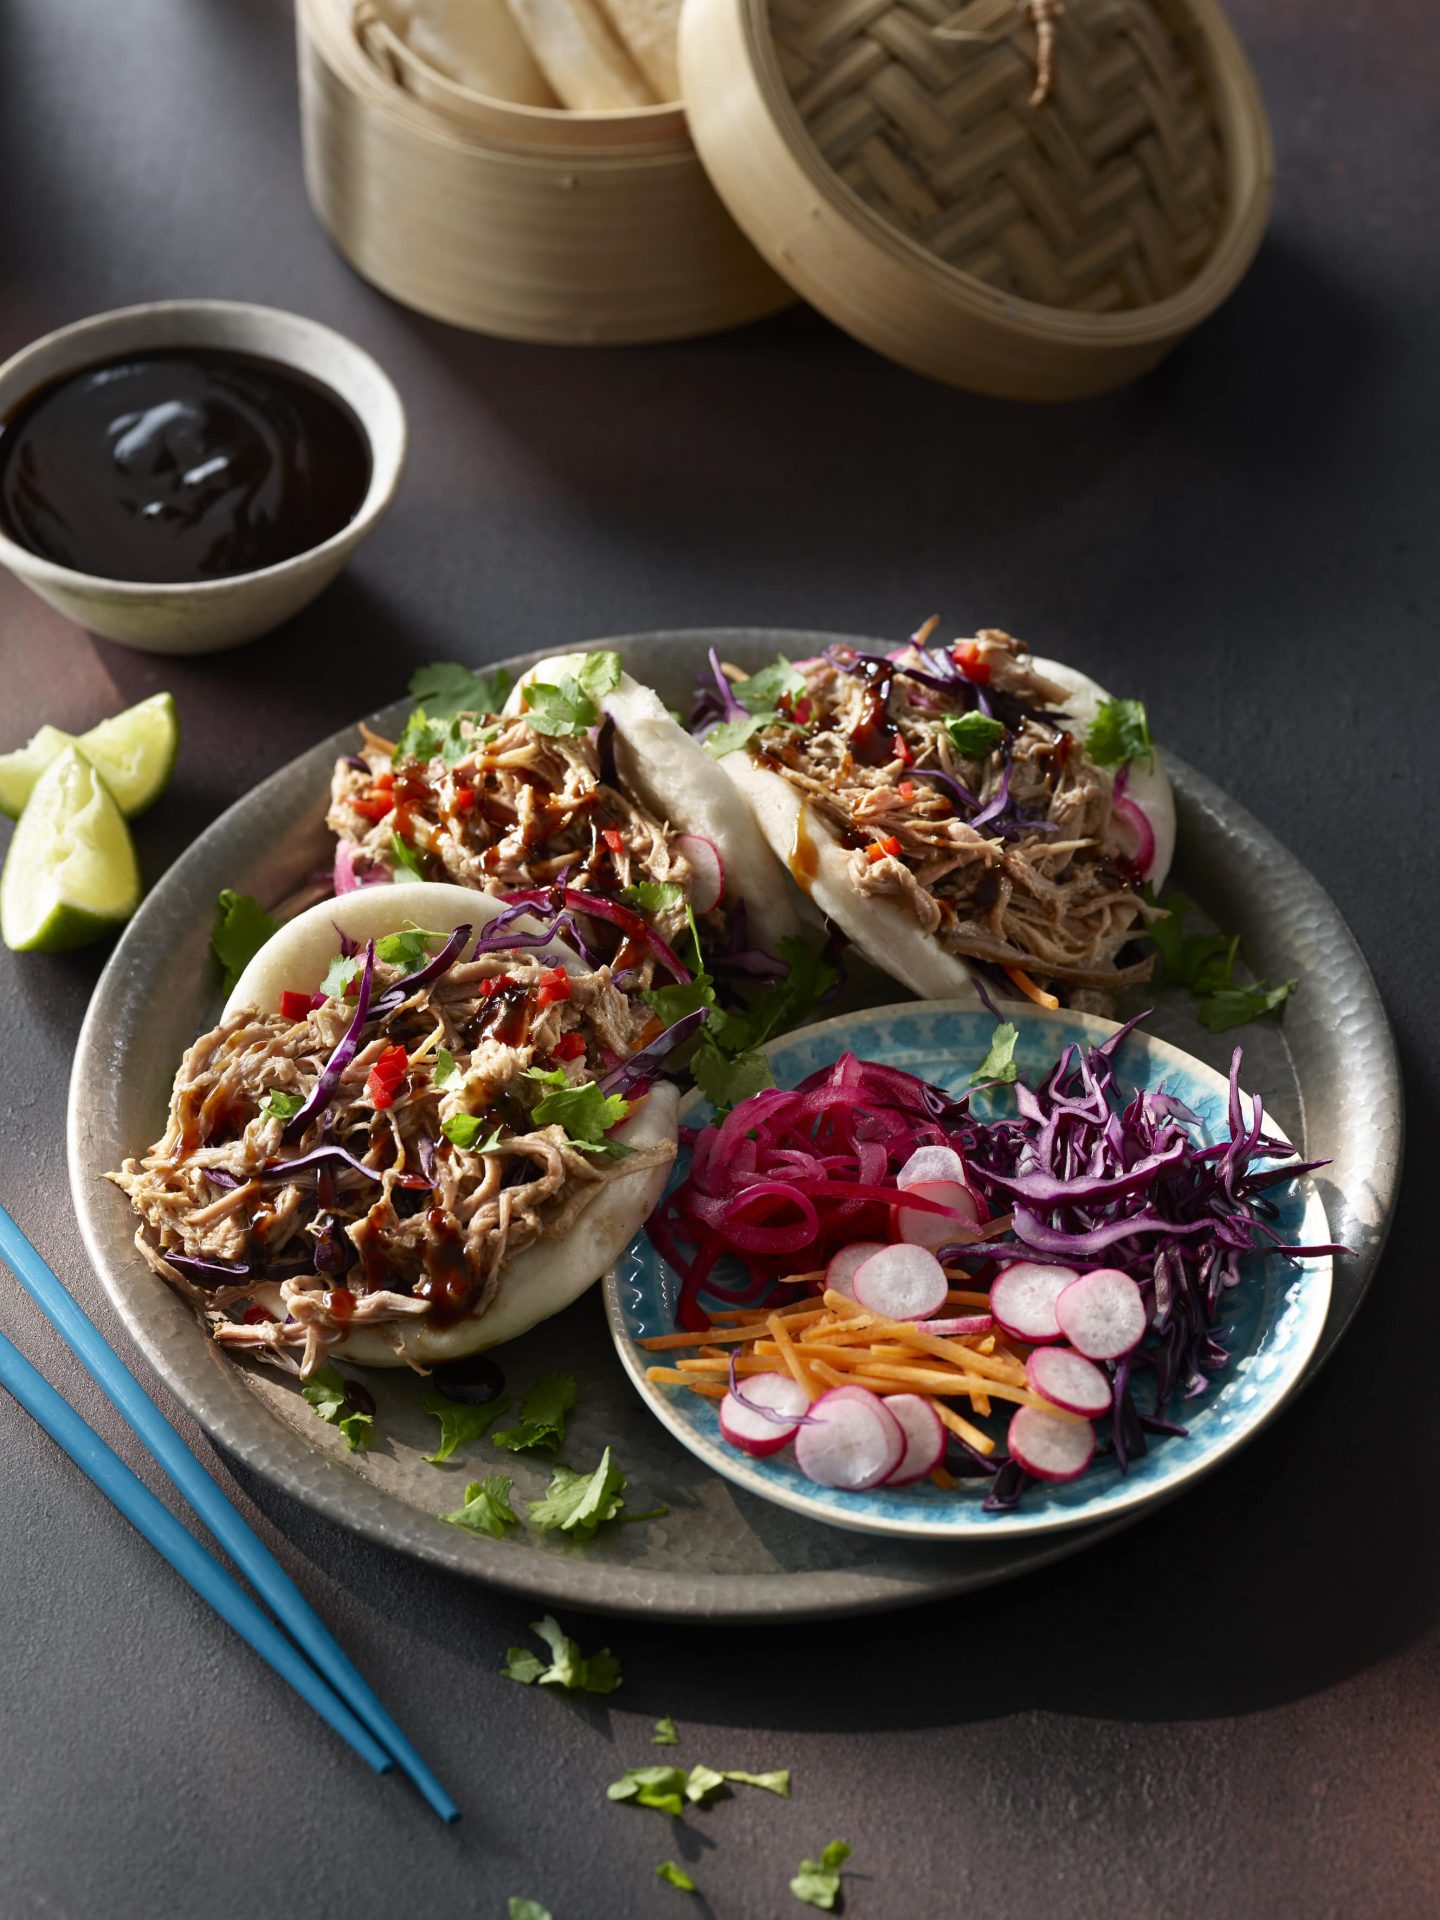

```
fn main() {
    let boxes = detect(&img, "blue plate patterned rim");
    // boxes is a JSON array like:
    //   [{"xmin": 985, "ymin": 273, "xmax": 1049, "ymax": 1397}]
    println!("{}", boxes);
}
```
[{"xmin": 604, "ymin": 1002, "xmax": 1334, "ymax": 1541}]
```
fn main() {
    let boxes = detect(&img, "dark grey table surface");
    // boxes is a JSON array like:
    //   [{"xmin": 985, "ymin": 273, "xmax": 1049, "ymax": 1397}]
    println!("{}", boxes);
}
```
[{"xmin": 2, "ymin": 2, "xmax": 1436, "ymax": 1916}]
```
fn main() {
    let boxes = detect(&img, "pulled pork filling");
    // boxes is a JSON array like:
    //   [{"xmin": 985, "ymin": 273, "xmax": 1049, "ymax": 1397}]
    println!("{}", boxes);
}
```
[
  {"xmin": 109, "ymin": 947, "xmax": 674, "ymax": 1377},
  {"xmin": 329, "ymin": 711, "xmax": 712, "ymax": 985},
  {"xmin": 743, "ymin": 630, "xmax": 1158, "ymax": 999}
]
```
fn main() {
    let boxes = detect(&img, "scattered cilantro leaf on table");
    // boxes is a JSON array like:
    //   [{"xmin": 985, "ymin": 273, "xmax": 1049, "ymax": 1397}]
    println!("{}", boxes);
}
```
[
  {"xmin": 1085, "ymin": 697, "xmax": 1154, "ymax": 769},
  {"xmin": 301, "ymin": 1364, "xmax": 373, "ymax": 1453},
  {"xmin": 439, "ymin": 1475, "xmax": 519, "ymax": 1538},
  {"xmin": 607, "ymin": 1766, "xmax": 689, "ymax": 1816},
  {"xmin": 791, "ymin": 1840, "xmax": 851, "ymax": 1911},
  {"xmin": 684, "ymin": 1764, "xmax": 728, "ymax": 1806},
  {"xmin": 407, "ymin": 660, "xmax": 512, "ymax": 720},
  {"xmin": 528, "ymin": 1448, "xmax": 628, "ymax": 1537},
  {"xmin": 507, "ymin": 1900, "xmax": 552, "ymax": 1920},
  {"xmin": 492, "ymin": 1371, "xmax": 578, "ymax": 1454},
  {"xmin": 211, "ymin": 889, "xmax": 277, "ymax": 994},
  {"xmin": 524, "ymin": 1069, "xmax": 632, "ymax": 1156},
  {"xmin": 723, "ymin": 1769, "xmax": 791, "ymax": 1797},
  {"xmin": 656, "ymin": 1861, "xmax": 697, "ymax": 1893},
  {"xmin": 503, "ymin": 1615, "xmax": 621, "ymax": 1694},
  {"xmin": 259, "ymin": 1088, "xmax": 305, "ymax": 1121},
  {"xmin": 651, "ymin": 1716, "xmax": 680, "ymax": 1746},
  {"xmin": 944, "ymin": 712, "xmax": 1006, "ymax": 758},
  {"xmin": 422, "ymin": 1388, "xmax": 512, "ymax": 1465},
  {"xmin": 1198, "ymin": 978, "xmax": 1297, "ymax": 1032},
  {"xmin": 1149, "ymin": 891, "xmax": 1295, "ymax": 1032},
  {"xmin": 969, "ymin": 1020, "xmax": 1020, "ymax": 1086}
]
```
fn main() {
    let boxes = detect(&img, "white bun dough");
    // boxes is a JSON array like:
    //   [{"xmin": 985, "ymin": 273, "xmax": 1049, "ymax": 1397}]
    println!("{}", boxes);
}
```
[
  {"xmin": 506, "ymin": 654, "xmax": 813, "ymax": 954},
  {"xmin": 223, "ymin": 881, "xmax": 678, "ymax": 1365}
]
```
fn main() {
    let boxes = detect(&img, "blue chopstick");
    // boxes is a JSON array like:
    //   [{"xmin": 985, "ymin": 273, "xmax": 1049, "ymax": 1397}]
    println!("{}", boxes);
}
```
[
  {"xmin": 0, "ymin": 1325, "xmax": 392, "ymax": 1775},
  {"xmin": 0, "ymin": 1205, "xmax": 458, "ymax": 1824}
]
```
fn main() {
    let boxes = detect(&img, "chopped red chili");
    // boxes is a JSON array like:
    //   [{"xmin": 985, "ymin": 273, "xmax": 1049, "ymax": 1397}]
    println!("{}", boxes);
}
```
[
  {"xmin": 553, "ymin": 1031, "xmax": 586, "ymax": 1061},
  {"xmin": 242, "ymin": 1304, "xmax": 276, "ymax": 1325},
  {"xmin": 537, "ymin": 965, "xmax": 572, "ymax": 1006},
  {"xmin": 279, "ymin": 989, "xmax": 313, "ymax": 1022},
  {"xmin": 602, "ymin": 827, "xmax": 625, "ymax": 854},
  {"xmin": 479, "ymin": 974, "xmax": 516, "ymax": 999},
  {"xmin": 891, "ymin": 729, "xmax": 913, "ymax": 766},
  {"xmin": 865, "ymin": 835, "xmax": 903, "ymax": 863},
  {"xmin": 366, "ymin": 1044, "xmax": 408, "ymax": 1110},
  {"xmin": 898, "ymin": 779, "xmax": 917, "ymax": 802},
  {"xmin": 452, "ymin": 785, "xmax": 476, "ymax": 813},
  {"xmin": 952, "ymin": 640, "xmax": 991, "ymax": 684}
]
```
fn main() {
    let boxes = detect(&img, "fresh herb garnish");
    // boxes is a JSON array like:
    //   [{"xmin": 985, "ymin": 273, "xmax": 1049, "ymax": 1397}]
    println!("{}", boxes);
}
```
[
  {"xmin": 440, "ymin": 1113, "xmax": 505, "ymax": 1152},
  {"xmin": 969, "ymin": 1020, "xmax": 1020, "ymax": 1086},
  {"xmin": 723, "ymin": 1769, "xmax": 791, "ymax": 1797},
  {"xmin": 651, "ymin": 1716, "xmax": 680, "ymax": 1745},
  {"xmin": 259, "ymin": 1088, "xmax": 305, "ymax": 1121},
  {"xmin": 703, "ymin": 655, "xmax": 807, "ymax": 759},
  {"xmin": 301, "ymin": 1364, "xmax": 373, "ymax": 1453},
  {"xmin": 210, "ymin": 889, "xmax": 277, "ymax": 994},
  {"xmin": 492, "ymin": 1370, "xmax": 578, "ymax": 1454},
  {"xmin": 407, "ymin": 660, "xmax": 513, "ymax": 720},
  {"xmin": 607, "ymin": 1766, "xmax": 690, "ymax": 1816},
  {"xmin": 527, "ymin": 1447, "xmax": 628, "ymax": 1537},
  {"xmin": 1086, "ymin": 697, "xmax": 1154, "ymax": 770},
  {"xmin": 392, "ymin": 708, "xmax": 471, "ymax": 767},
  {"xmin": 422, "ymin": 1387, "xmax": 512, "ymax": 1464},
  {"xmin": 523, "ymin": 1068, "xmax": 632, "ymax": 1155},
  {"xmin": 433, "ymin": 1045, "xmax": 458, "ymax": 1087},
  {"xmin": 944, "ymin": 712, "xmax": 1006, "ymax": 759},
  {"xmin": 377, "ymin": 927, "xmax": 440, "ymax": 971},
  {"xmin": 656, "ymin": 1861, "xmax": 697, "ymax": 1893},
  {"xmin": 790, "ymin": 1840, "xmax": 851, "ymax": 1911},
  {"xmin": 507, "ymin": 1903, "xmax": 551, "ymax": 1920},
  {"xmin": 619, "ymin": 880, "xmax": 686, "ymax": 914},
  {"xmin": 1149, "ymin": 891, "xmax": 1295, "ymax": 1031},
  {"xmin": 692, "ymin": 1043, "xmax": 776, "ymax": 1112},
  {"xmin": 439, "ymin": 1474, "xmax": 520, "ymax": 1538},
  {"xmin": 686, "ymin": 934, "xmax": 839, "ymax": 1117},
  {"xmin": 522, "ymin": 652, "xmax": 623, "ymax": 738},
  {"xmin": 389, "ymin": 830, "xmax": 427, "ymax": 880},
  {"xmin": 502, "ymin": 1614, "xmax": 621, "ymax": 1694}
]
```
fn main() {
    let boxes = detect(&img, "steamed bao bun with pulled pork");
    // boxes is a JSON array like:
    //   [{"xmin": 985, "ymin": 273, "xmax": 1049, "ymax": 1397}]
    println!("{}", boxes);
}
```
[
  {"xmin": 704, "ymin": 624, "xmax": 1175, "ymax": 1014},
  {"xmin": 110, "ymin": 884, "xmax": 681, "ymax": 1375}
]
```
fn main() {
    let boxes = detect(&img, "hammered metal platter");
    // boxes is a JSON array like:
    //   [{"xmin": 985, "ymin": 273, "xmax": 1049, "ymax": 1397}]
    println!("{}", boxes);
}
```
[{"xmin": 67, "ymin": 631, "xmax": 1402, "ymax": 1621}]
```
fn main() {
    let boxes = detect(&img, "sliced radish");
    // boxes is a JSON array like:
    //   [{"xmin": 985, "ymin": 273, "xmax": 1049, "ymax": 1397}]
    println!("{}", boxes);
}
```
[
  {"xmin": 1055, "ymin": 1267, "xmax": 1147, "ymax": 1361},
  {"xmin": 879, "ymin": 1394, "xmax": 946, "ymax": 1485},
  {"xmin": 1025, "ymin": 1346, "xmax": 1113, "ymax": 1418},
  {"xmin": 674, "ymin": 833, "xmax": 724, "ymax": 913},
  {"xmin": 1007, "ymin": 1405, "xmax": 1095, "ymax": 1482},
  {"xmin": 989, "ymin": 1261, "xmax": 1078, "ymax": 1344},
  {"xmin": 923, "ymin": 1313, "xmax": 994, "ymax": 1339},
  {"xmin": 718, "ymin": 1373, "xmax": 810, "ymax": 1457},
  {"xmin": 896, "ymin": 1145, "xmax": 966, "ymax": 1191},
  {"xmin": 852, "ymin": 1244, "xmax": 948, "ymax": 1320},
  {"xmin": 825, "ymin": 1241, "xmax": 887, "ymax": 1300},
  {"xmin": 794, "ymin": 1387, "xmax": 904, "ymax": 1490},
  {"xmin": 894, "ymin": 1179, "xmax": 980, "ymax": 1250}
]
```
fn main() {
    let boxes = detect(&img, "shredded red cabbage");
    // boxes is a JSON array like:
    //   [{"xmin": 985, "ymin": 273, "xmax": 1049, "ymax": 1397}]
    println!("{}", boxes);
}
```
[
  {"xmin": 372, "ymin": 922, "xmax": 473, "ymax": 1017},
  {"xmin": 281, "ymin": 940, "xmax": 376, "ymax": 1142},
  {"xmin": 500, "ymin": 887, "xmax": 691, "ymax": 983},
  {"xmin": 600, "ymin": 1008, "xmax": 709, "ymax": 1099}
]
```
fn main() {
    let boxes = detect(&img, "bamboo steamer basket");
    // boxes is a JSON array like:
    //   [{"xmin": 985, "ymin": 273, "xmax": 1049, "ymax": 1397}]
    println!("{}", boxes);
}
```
[
  {"xmin": 680, "ymin": 0, "xmax": 1274, "ymax": 397},
  {"xmin": 296, "ymin": 0, "xmax": 793, "ymax": 343}
]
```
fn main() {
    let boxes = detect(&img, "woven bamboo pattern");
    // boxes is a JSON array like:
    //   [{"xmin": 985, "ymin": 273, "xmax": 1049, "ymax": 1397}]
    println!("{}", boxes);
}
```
[{"xmin": 769, "ymin": 0, "xmax": 1226, "ymax": 311}]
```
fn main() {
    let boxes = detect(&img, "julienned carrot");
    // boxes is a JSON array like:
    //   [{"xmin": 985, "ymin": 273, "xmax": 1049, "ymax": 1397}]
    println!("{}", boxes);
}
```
[
  {"xmin": 767, "ymin": 1311, "xmax": 819, "ymax": 1401},
  {"xmin": 1003, "ymin": 964, "xmax": 1061, "ymax": 1011}
]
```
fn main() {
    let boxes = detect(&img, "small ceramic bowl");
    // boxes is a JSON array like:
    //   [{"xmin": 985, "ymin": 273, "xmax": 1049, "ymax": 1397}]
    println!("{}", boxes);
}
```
[{"xmin": 0, "ymin": 300, "xmax": 406, "ymax": 654}]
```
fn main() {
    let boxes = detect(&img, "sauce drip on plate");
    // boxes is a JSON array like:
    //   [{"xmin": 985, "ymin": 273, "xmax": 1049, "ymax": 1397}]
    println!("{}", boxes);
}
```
[{"xmin": 0, "ymin": 348, "xmax": 371, "ymax": 582}]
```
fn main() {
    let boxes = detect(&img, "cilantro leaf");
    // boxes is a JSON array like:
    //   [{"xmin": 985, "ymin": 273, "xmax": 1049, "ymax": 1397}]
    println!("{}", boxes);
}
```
[
  {"xmin": 703, "ymin": 714, "xmax": 770, "ymax": 759},
  {"xmin": 492, "ymin": 1371, "xmax": 578, "ymax": 1454},
  {"xmin": 390, "ymin": 831, "xmax": 427, "ymax": 880},
  {"xmin": 657, "ymin": 1861, "xmax": 697, "ymax": 1893},
  {"xmin": 524, "ymin": 1068, "xmax": 632, "ymax": 1154},
  {"xmin": 407, "ymin": 660, "xmax": 512, "ymax": 720},
  {"xmin": 644, "ymin": 975, "xmax": 718, "ymax": 1026},
  {"xmin": 507, "ymin": 1900, "xmax": 551, "ymax": 1920},
  {"xmin": 684, "ymin": 1764, "xmax": 728, "ymax": 1806},
  {"xmin": 619, "ymin": 880, "xmax": 686, "ymax": 914},
  {"xmin": 211, "ymin": 889, "xmax": 277, "ymax": 995},
  {"xmin": 375, "ymin": 927, "xmax": 440, "ymax": 971},
  {"xmin": 392, "ymin": 707, "xmax": 475, "ymax": 767},
  {"xmin": 688, "ymin": 934, "xmax": 838, "ymax": 1117},
  {"xmin": 433, "ymin": 1045, "xmax": 458, "ymax": 1087},
  {"xmin": 523, "ymin": 652, "xmax": 623, "ymax": 737},
  {"xmin": 439, "ymin": 1475, "xmax": 520, "ymax": 1538},
  {"xmin": 1198, "ymin": 978, "xmax": 1296, "ymax": 1031},
  {"xmin": 969, "ymin": 1020, "xmax": 1020, "ymax": 1086},
  {"xmin": 723, "ymin": 1769, "xmax": 791, "ymax": 1797},
  {"xmin": 259, "ymin": 1088, "xmax": 305, "ymax": 1121},
  {"xmin": 791, "ymin": 1841, "xmax": 852, "ymax": 1911},
  {"xmin": 422, "ymin": 1388, "xmax": 512, "ymax": 1465},
  {"xmin": 503, "ymin": 1614, "xmax": 622, "ymax": 1694},
  {"xmin": 527, "ymin": 1448, "xmax": 628, "ymax": 1537},
  {"xmin": 301, "ymin": 1364, "xmax": 373, "ymax": 1453},
  {"xmin": 652, "ymin": 1716, "xmax": 680, "ymax": 1746},
  {"xmin": 1149, "ymin": 892, "xmax": 1295, "ymax": 1031},
  {"xmin": 607, "ymin": 1766, "xmax": 688, "ymax": 1816},
  {"xmin": 692, "ymin": 1038, "xmax": 776, "ymax": 1113},
  {"xmin": 944, "ymin": 711, "xmax": 1006, "ymax": 759},
  {"xmin": 735, "ymin": 657, "xmax": 807, "ymax": 712},
  {"xmin": 321, "ymin": 949, "xmax": 363, "ymax": 1000},
  {"xmin": 1086, "ymin": 697, "xmax": 1154, "ymax": 769},
  {"xmin": 440, "ymin": 1113, "xmax": 505, "ymax": 1152}
]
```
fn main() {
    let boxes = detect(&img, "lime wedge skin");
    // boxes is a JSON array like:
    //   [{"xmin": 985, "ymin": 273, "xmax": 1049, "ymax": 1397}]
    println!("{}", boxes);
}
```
[
  {"xmin": 1, "ymin": 746, "xmax": 142, "ymax": 952},
  {"xmin": 0, "ymin": 691, "xmax": 179, "ymax": 820}
]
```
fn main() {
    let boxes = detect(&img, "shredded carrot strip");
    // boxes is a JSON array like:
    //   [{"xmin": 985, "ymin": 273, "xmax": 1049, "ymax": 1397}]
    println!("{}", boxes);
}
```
[
  {"xmin": 1003, "ymin": 965, "xmax": 1060, "ymax": 1011},
  {"xmin": 768, "ymin": 1311, "xmax": 820, "ymax": 1400},
  {"xmin": 945, "ymin": 1289, "xmax": 992, "ymax": 1306},
  {"xmin": 929, "ymin": 1464, "xmax": 958, "ymax": 1490},
  {"xmin": 932, "ymin": 1399, "xmax": 996, "ymax": 1454}
]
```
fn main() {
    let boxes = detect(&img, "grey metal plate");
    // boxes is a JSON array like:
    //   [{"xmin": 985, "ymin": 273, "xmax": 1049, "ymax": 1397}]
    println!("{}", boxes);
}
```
[{"xmin": 67, "ymin": 630, "xmax": 1402, "ymax": 1620}]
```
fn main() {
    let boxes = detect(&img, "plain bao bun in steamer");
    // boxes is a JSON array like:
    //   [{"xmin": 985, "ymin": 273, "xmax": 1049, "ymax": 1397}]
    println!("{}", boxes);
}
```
[
  {"xmin": 228, "ymin": 882, "xmax": 679, "ymax": 1366},
  {"xmin": 505, "ymin": 654, "xmax": 814, "ymax": 956},
  {"xmin": 716, "ymin": 656, "xmax": 1175, "ymax": 1005}
]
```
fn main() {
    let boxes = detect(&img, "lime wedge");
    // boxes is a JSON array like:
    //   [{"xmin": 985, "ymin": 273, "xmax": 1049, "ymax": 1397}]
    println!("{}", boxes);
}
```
[
  {"xmin": 0, "ymin": 692, "xmax": 179, "ymax": 820},
  {"xmin": 1, "ymin": 746, "xmax": 142, "ymax": 952}
]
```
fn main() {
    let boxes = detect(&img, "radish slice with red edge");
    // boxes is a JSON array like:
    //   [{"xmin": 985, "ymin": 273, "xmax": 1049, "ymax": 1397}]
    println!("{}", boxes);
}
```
[
  {"xmin": 851, "ymin": 1244, "xmax": 948, "ymax": 1320},
  {"xmin": 674, "ymin": 833, "xmax": 724, "ymax": 913},
  {"xmin": 989, "ymin": 1261, "xmax": 1078, "ymax": 1344},
  {"xmin": 1054, "ymin": 1267, "xmax": 1147, "ymax": 1360},
  {"xmin": 923, "ymin": 1313, "xmax": 994, "ymax": 1339},
  {"xmin": 718, "ymin": 1372, "xmax": 810, "ymax": 1456},
  {"xmin": 1025, "ymin": 1346, "xmax": 1112, "ymax": 1418},
  {"xmin": 879, "ymin": 1394, "xmax": 946, "ymax": 1485},
  {"xmin": 794, "ymin": 1387, "xmax": 904, "ymax": 1490},
  {"xmin": 1007, "ymin": 1405, "xmax": 1096, "ymax": 1482},
  {"xmin": 825, "ymin": 1241, "xmax": 887, "ymax": 1300},
  {"xmin": 894, "ymin": 1180, "xmax": 980, "ymax": 1250},
  {"xmin": 896, "ymin": 1145, "xmax": 967, "ymax": 1191}
]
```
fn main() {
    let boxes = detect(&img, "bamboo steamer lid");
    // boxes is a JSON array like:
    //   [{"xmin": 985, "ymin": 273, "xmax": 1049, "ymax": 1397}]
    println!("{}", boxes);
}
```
[{"xmin": 680, "ymin": 0, "xmax": 1274, "ymax": 397}]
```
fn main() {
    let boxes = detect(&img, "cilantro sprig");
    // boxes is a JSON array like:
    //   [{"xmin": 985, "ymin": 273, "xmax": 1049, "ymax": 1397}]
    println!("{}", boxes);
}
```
[
  {"xmin": 439, "ymin": 1475, "xmax": 520, "ymax": 1538},
  {"xmin": 1149, "ymin": 891, "xmax": 1295, "ymax": 1032},
  {"xmin": 524, "ymin": 1068, "xmax": 633, "ymax": 1155},
  {"xmin": 944, "ymin": 711, "xmax": 1006, "ymax": 759},
  {"xmin": 521, "ymin": 651, "xmax": 623, "ymax": 737},
  {"xmin": 422, "ymin": 1387, "xmax": 512, "ymax": 1465},
  {"xmin": 791, "ymin": 1840, "xmax": 851, "ymax": 1911},
  {"xmin": 259, "ymin": 1088, "xmax": 305, "ymax": 1121},
  {"xmin": 703, "ymin": 656, "xmax": 807, "ymax": 757},
  {"xmin": 210, "ymin": 889, "xmax": 277, "ymax": 994},
  {"xmin": 503, "ymin": 1614, "xmax": 621, "ymax": 1694},
  {"xmin": 527, "ymin": 1447, "xmax": 630, "ymax": 1537},
  {"xmin": 969, "ymin": 1020, "xmax": 1020, "ymax": 1086},
  {"xmin": 492, "ymin": 1370, "xmax": 578, "ymax": 1455},
  {"xmin": 657, "ymin": 1861, "xmax": 697, "ymax": 1893},
  {"xmin": 406, "ymin": 660, "xmax": 512, "ymax": 720},
  {"xmin": 1086, "ymin": 697, "xmax": 1154, "ymax": 769},
  {"xmin": 301, "ymin": 1365, "xmax": 374, "ymax": 1453}
]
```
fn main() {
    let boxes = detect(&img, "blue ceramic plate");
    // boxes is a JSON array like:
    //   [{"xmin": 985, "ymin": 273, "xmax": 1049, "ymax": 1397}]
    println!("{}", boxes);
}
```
[{"xmin": 605, "ymin": 1001, "xmax": 1334, "ymax": 1541}]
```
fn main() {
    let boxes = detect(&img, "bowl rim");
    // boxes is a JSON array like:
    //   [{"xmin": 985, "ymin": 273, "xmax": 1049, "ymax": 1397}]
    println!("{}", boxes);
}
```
[
  {"xmin": 0, "ymin": 298, "xmax": 407, "ymax": 598},
  {"xmin": 741, "ymin": 0, "xmax": 1276, "ymax": 344}
]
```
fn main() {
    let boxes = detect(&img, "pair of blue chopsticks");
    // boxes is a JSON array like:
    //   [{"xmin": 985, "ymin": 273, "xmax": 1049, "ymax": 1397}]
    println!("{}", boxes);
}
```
[{"xmin": 0, "ymin": 1203, "xmax": 457, "ymax": 1822}]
